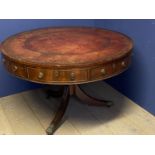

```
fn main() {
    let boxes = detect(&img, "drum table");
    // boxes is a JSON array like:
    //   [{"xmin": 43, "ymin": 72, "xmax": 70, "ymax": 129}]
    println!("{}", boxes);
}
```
[{"xmin": 0, "ymin": 27, "xmax": 133, "ymax": 134}]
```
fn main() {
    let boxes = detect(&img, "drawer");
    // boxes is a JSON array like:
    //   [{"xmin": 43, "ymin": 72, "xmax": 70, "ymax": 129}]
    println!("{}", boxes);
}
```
[
  {"xmin": 62, "ymin": 69, "xmax": 88, "ymax": 82},
  {"xmin": 27, "ymin": 67, "xmax": 52, "ymax": 82},
  {"xmin": 4, "ymin": 60, "xmax": 27, "ymax": 78},
  {"xmin": 27, "ymin": 67, "xmax": 88, "ymax": 83},
  {"xmin": 90, "ymin": 64, "xmax": 113, "ymax": 80}
]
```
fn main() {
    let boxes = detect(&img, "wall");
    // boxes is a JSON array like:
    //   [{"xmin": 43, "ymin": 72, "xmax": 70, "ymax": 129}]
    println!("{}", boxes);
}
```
[
  {"xmin": 95, "ymin": 19, "xmax": 155, "ymax": 115},
  {"xmin": 0, "ymin": 19, "xmax": 95, "ymax": 97}
]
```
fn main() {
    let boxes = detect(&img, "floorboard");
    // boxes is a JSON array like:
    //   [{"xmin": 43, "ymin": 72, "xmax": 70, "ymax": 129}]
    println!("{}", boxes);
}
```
[{"xmin": 0, "ymin": 81, "xmax": 155, "ymax": 135}]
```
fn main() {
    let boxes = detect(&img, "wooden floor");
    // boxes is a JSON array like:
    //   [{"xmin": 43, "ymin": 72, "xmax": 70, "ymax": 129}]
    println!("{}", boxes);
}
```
[{"xmin": 0, "ymin": 81, "xmax": 155, "ymax": 135}]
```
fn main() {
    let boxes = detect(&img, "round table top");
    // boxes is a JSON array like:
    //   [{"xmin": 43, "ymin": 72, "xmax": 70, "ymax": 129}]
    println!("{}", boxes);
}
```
[
  {"xmin": 1, "ymin": 27, "xmax": 133, "ymax": 84},
  {"xmin": 1, "ymin": 27, "xmax": 133, "ymax": 67}
]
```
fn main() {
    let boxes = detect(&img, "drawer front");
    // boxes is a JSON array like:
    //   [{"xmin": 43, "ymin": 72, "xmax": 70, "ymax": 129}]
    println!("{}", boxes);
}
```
[
  {"xmin": 90, "ymin": 62, "xmax": 116, "ymax": 80},
  {"xmin": 90, "ymin": 56, "xmax": 130, "ymax": 81},
  {"xmin": 4, "ymin": 59, "xmax": 27, "ymax": 78},
  {"xmin": 27, "ymin": 67, "xmax": 88, "ymax": 83}
]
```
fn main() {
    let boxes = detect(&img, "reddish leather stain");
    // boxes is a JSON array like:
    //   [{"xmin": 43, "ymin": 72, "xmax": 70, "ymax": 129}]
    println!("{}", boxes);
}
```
[{"xmin": 2, "ymin": 27, "xmax": 133, "ymax": 66}]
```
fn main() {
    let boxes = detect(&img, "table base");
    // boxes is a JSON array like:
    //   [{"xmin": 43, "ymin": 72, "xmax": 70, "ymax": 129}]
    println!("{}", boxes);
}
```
[{"xmin": 45, "ymin": 85, "xmax": 113, "ymax": 135}]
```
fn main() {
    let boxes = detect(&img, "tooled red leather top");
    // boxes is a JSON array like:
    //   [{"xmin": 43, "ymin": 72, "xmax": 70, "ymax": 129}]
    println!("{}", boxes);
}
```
[{"xmin": 1, "ymin": 27, "xmax": 133, "ymax": 66}]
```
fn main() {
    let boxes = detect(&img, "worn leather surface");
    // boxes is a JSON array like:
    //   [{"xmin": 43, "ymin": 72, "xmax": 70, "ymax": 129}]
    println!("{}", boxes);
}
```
[{"xmin": 1, "ymin": 27, "xmax": 133, "ymax": 66}]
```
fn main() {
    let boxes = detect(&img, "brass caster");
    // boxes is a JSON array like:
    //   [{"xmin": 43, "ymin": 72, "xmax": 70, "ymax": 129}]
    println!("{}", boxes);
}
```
[{"xmin": 46, "ymin": 125, "xmax": 56, "ymax": 135}]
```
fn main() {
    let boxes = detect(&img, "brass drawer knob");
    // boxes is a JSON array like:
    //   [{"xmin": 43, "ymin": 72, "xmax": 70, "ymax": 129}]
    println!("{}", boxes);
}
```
[
  {"xmin": 70, "ymin": 72, "xmax": 75, "ymax": 80},
  {"xmin": 121, "ymin": 61, "xmax": 126, "ymax": 67},
  {"xmin": 54, "ymin": 71, "xmax": 59, "ymax": 78},
  {"xmin": 38, "ymin": 72, "xmax": 44, "ymax": 79},
  {"xmin": 12, "ymin": 65, "xmax": 18, "ymax": 72},
  {"xmin": 101, "ymin": 68, "xmax": 106, "ymax": 75}
]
